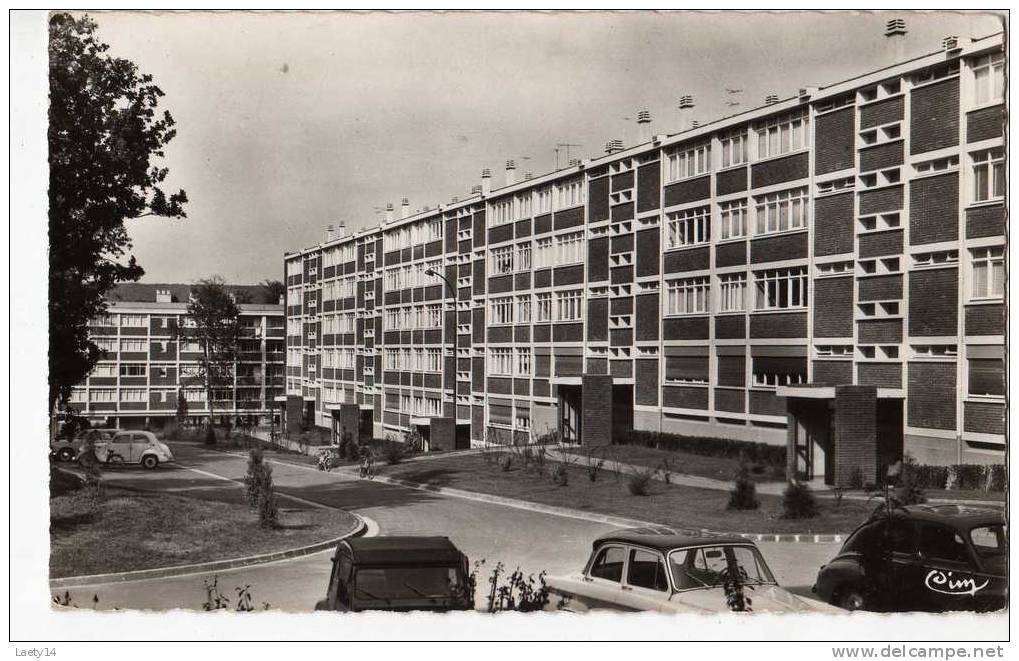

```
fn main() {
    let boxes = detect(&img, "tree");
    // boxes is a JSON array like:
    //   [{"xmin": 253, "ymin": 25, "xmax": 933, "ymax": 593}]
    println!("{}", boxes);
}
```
[
  {"xmin": 48, "ymin": 13, "xmax": 187, "ymax": 414},
  {"xmin": 178, "ymin": 277, "xmax": 240, "ymax": 443},
  {"xmin": 261, "ymin": 279, "xmax": 285, "ymax": 305},
  {"xmin": 175, "ymin": 388, "xmax": 189, "ymax": 425}
]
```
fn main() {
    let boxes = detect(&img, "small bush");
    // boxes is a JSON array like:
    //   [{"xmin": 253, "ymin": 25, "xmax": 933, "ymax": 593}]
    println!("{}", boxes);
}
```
[
  {"xmin": 383, "ymin": 443, "xmax": 406, "ymax": 466},
  {"xmin": 587, "ymin": 456, "xmax": 605, "ymax": 482},
  {"xmin": 895, "ymin": 455, "xmax": 927, "ymax": 505},
  {"xmin": 728, "ymin": 459, "xmax": 759, "ymax": 511},
  {"xmin": 847, "ymin": 467, "xmax": 864, "ymax": 490},
  {"xmin": 498, "ymin": 453, "xmax": 513, "ymax": 472},
  {"xmin": 626, "ymin": 468, "xmax": 655, "ymax": 496},
  {"xmin": 782, "ymin": 481, "xmax": 818, "ymax": 519},
  {"xmin": 550, "ymin": 463, "xmax": 568, "ymax": 487},
  {"xmin": 618, "ymin": 429, "xmax": 786, "ymax": 471},
  {"xmin": 204, "ymin": 426, "xmax": 217, "ymax": 445},
  {"xmin": 257, "ymin": 464, "xmax": 280, "ymax": 528}
]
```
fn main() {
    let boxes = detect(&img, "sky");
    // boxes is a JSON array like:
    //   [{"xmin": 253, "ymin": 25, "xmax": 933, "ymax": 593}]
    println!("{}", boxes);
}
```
[{"xmin": 82, "ymin": 10, "xmax": 1004, "ymax": 285}]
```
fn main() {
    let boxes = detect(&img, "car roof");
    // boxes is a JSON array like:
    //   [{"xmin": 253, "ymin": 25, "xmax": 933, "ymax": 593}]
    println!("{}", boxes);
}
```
[
  {"xmin": 874, "ymin": 503, "xmax": 1005, "ymax": 527},
  {"xmin": 342, "ymin": 536, "xmax": 463, "ymax": 566},
  {"xmin": 594, "ymin": 526, "xmax": 752, "ymax": 553}
]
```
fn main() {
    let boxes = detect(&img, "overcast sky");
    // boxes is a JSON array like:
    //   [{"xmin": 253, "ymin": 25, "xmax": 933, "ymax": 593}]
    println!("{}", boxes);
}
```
[{"xmin": 84, "ymin": 10, "xmax": 1003, "ymax": 285}]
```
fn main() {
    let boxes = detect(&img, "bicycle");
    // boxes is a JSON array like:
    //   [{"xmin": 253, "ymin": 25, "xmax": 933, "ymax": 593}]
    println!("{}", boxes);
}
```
[{"xmin": 358, "ymin": 449, "xmax": 376, "ymax": 480}]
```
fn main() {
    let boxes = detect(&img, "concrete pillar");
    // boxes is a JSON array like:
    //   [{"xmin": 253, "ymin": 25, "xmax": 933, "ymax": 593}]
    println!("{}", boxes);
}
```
[
  {"xmin": 430, "ymin": 417, "xmax": 456, "ymax": 452},
  {"xmin": 337, "ymin": 403, "xmax": 361, "ymax": 444},
  {"xmin": 833, "ymin": 386, "xmax": 878, "ymax": 487},
  {"xmin": 285, "ymin": 395, "xmax": 304, "ymax": 435}
]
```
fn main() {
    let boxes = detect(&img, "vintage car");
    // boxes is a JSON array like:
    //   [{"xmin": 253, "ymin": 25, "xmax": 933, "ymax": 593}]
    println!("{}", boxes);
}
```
[
  {"xmin": 50, "ymin": 428, "xmax": 120, "ymax": 462},
  {"xmin": 92, "ymin": 430, "xmax": 175, "ymax": 469},
  {"xmin": 315, "ymin": 536, "xmax": 473, "ymax": 612},
  {"xmin": 547, "ymin": 526, "xmax": 840, "ymax": 613},
  {"xmin": 813, "ymin": 504, "xmax": 1007, "ymax": 612}
]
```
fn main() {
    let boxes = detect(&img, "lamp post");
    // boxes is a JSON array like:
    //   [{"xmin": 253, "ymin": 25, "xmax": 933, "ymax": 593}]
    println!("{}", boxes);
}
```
[{"xmin": 425, "ymin": 267, "xmax": 456, "ymax": 444}]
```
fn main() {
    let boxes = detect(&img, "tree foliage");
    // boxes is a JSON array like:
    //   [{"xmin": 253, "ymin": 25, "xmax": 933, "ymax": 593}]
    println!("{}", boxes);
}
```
[
  {"xmin": 48, "ymin": 13, "xmax": 187, "ymax": 411},
  {"xmin": 260, "ymin": 279, "xmax": 285, "ymax": 304},
  {"xmin": 177, "ymin": 277, "xmax": 240, "ymax": 439}
]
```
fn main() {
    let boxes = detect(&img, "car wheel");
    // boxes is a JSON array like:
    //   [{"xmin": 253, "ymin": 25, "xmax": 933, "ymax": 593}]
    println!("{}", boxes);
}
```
[
  {"xmin": 141, "ymin": 455, "xmax": 159, "ymax": 470},
  {"xmin": 836, "ymin": 586, "xmax": 866, "ymax": 611},
  {"xmin": 57, "ymin": 448, "xmax": 75, "ymax": 462}
]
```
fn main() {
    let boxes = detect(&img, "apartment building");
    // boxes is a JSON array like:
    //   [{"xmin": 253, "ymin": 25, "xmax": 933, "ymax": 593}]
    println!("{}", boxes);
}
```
[
  {"xmin": 283, "ymin": 30, "xmax": 1005, "ymax": 486},
  {"xmin": 70, "ymin": 283, "xmax": 286, "ymax": 430}
]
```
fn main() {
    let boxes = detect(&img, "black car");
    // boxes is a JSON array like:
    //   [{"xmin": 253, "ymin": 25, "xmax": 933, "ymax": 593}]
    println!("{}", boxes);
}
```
[
  {"xmin": 814, "ymin": 504, "xmax": 1007, "ymax": 612},
  {"xmin": 315, "ymin": 536, "xmax": 473, "ymax": 612}
]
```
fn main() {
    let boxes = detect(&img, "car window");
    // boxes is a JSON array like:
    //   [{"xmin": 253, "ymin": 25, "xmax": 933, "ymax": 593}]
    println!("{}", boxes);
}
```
[
  {"xmin": 919, "ymin": 524, "xmax": 970, "ymax": 564},
  {"xmin": 889, "ymin": 520, "xmax": 914, "ymax": 554},
  {"xmin": 969, "ymin": 525, "xmax": 1005, "ymax": 558},
  {"xmin": 843, "ymin": 521, "xmax": 885, "ymax": 555},
  {"xmin": 353, "ymin": 566, "xmax": 457, "ymax": 601},
  {"xmin": 626, "ymin": 549, "xmax": 668, "ymax": 592},
  {"xmin": 589, "ymin": 546, "xmax": 625, "ymax": 583},
  {"xmin": 729, "ymin": 546, "xmax": 775, "ymax": 584},
  {"xmin": 682, "ymin": 546, "xmax": 728, "ymax": 587}
]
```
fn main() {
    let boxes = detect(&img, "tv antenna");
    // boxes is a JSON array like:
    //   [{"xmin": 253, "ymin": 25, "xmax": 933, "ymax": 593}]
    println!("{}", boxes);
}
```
[{"xmin": 554, "ymin": 143, "xmax": 582, "ymax": 170}]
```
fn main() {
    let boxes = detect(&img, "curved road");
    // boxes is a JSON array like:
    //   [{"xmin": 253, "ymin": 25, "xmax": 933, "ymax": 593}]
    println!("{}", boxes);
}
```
[{"xmin": 55, "ymin": 443, "xmax": 838, "ymax": 611}]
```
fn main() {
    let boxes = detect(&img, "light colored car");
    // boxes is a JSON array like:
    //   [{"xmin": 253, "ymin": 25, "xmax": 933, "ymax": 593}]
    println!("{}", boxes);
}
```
[
  {"xmin": 547, "ymin": 526, "xmax": 842, "ymax": 614},
  {"xmin": 94, "ymin": 430, "xmax": 174, "ymax": 469}
]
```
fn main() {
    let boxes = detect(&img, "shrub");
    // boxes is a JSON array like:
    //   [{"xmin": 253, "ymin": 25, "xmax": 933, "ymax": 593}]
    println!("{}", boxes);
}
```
[
  {"xmin": 781, "ymin": 481, "xmax": 818, "ymax": 519},
  {"xmin": 256, "ymin": 464, "xmax": 280, "ymax": 528},
  {"xmin": 626, "ymin": 467, "xmax": 655, "ymax": 496},
  {"xmin": 618, "ymin": 429, "xmax": 785, "ymax": 471},
  {"xmin": 498, "ymin": 453, "xmax": 513, "ymax": 472},
  {"xmin": 204, "ymin": 425, "xmax": 217, "ymax": 445},
  {"xmin": 586, "ymin": 454, "xmax": 605, "ymax": 482},
  {"xmin": 728, "ymin": 459, "xmax": 759, "ymax": 511},
  {"xmin": 244, "ymin": 447, "xmax": 266, "ymax": 508},
  {"xmin": 550, "ymin": 463, "xmax": 568, "ymax": 487},
  {"xmin": 383, "ymin": 443, "xmax": 405, "ymax": 466},
  {"xmin": 895, "ymin": 455, "xmax": 926, "ymax": 505}
]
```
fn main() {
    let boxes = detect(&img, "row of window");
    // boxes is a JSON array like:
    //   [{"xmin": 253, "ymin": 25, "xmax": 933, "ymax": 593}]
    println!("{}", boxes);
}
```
[
  {"xmin": 489, "ymin": 179, "xmax": 584, "ymax": 227},
  {"xmin": 383, "ymin": 347, "xmax": 444, "ymax": 372},
  {"xmin": 383, "ymin": 393, "xmax": 445, "ymax": 417},
  {"xmin": 320, "ymin": 276, "xmax": 357, "ymax": 300},
  {"xmin": 382, "ymin": 218, "xmax": 443, "ymax": 251},
  {"xmin": 488, "ymin": 291, "xmax": 583, "ymax": 325},
  {"xmin": 384, "ymin": 304, "xmax": 443, "ymax": 331},
  {"xmin": 488, "ymin": 348, "xmax": 533, "ymax": 377},
  {"xmin": 664, "ymin": 188, "xmax": 810, "ymax": 248},
  {"xmin": 320, "ymin": 349, "xmax": 356, "ymax": 369},
  {"xmin": 321, "ymin": 313, "xmax": 356, "ymax": 335},
  {"xmin": 664, "ymin": 267, "xmax": 808, "ymax": 315},
  {"xmin": 383, "ymin": 259, "xmax": 444, "ymax": 291},
  {"xmin": 320, "ymin": 242, "xmax": 356, "ymax": 268}
]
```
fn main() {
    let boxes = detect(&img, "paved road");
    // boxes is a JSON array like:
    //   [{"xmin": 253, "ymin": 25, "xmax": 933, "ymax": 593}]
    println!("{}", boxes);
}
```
[{"xmin": 55, "ymin": 443, "xmax": 840, "ymax": 612}]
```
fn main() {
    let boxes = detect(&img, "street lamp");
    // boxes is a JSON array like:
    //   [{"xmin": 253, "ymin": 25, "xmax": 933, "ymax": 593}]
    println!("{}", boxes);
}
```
[{"xmin": 425, "ymin": 267, "xmax": 456, "ymax": 440}]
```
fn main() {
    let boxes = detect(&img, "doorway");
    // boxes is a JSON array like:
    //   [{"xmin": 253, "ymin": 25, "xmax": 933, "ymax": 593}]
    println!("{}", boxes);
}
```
[{"xmin": 558, "ymin": 385, "xmax": 582, "ymax": 443}]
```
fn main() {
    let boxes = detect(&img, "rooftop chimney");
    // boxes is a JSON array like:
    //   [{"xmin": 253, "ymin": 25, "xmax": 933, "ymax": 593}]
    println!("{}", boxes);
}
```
[
  {"xmin": 326, "ymin": 224, "xmax": 336, "ymax": 242},
  {"xmin": 568, "ymin": 158, "xmax": 582, "ymax": 168},
  {"xmin": 471, "ymin": 184, "xmax": 482, "ymax": 195},
  {"xmin": 885, "ymin": 18, "xmax": 908, "ymax": 61},
  {"xmin": 678, "ymin": 95, "xmax": 695, "ymax": 131},
  {"xmin": 481, "ymin": 168, "xmax": 492, "ymax": 195},
  {"xmin": 942, "ymin": 35, "xmax": 969, "ymax": 52},
  {"xmin": 604, "ymin": 139, "xmax": 624, "ymax": 155},
  {"xmin": 524, "ymin": 172, "xmax": 534, "ymax": 181},
  {"xmin": 401, "ymin": 198, "xmax": 410, "ymax": 219},
  {"xmin": 505, "ymin": 160, "xmax": 517, "ymax": 186},
  {"xmin": 765, "ymin": 94, "xmax": 779, "ymax": 105},
  {"xmin": 691, "ymin": 120, "xmax": 700, "ymax": 129},
  {"xmin": 155, "ymin": 288, "xmax": 172, "ymax": 303},
  {"xmin": 637, "ymin": 108, "xmax": 652, "ymax": 144},
  {"xmin": 451, "ymin": 196, "xmax": 459, "ymax": 203},
  {"xmin": 385, "ymin": 203, "xmax": 394, "ymax": 223}
]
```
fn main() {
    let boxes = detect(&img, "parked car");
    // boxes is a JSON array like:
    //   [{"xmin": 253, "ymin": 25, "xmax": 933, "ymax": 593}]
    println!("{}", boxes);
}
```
[
  {"xmin": 813, "ymin": 504, "xmax": 1007, "ymax": 612},
  {"xmin": 546, "ymin": 526, "xmax": 841, "ymax": 613},
  {"xmin": 50, "ymin": 428, "xmax": 120, "ymax": 462},
  {"xmin": 315, "ymin": 536, "xmax": 473, "ymax": 612},
  {"xmin": 92, "ymin": 430, "xmax": 175, "ymax": 469}
]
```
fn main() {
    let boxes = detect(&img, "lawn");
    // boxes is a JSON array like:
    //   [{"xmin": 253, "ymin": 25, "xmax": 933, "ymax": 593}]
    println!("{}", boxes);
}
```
[
  {"xmin": 50, "ymin": 482, "xmax": 359, "ymax": 578},
  {"xmin": 381, "ymin": 453, "xmax": 873, "ymax": 535},
  {"xmin": 566, "ymin": 444, "xmax": 785, "ymax": 483}
]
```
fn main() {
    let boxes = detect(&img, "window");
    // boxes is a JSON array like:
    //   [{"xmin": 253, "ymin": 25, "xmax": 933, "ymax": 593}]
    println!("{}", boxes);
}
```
[
  {"xmin": 589, "ymin": 546, "xmax": 625, "ymax": 583},
  {"xmin": 516, "ymin": 243, "xmax": 531, "ymax": 271},
  {"xmin": 90, "ymin": 314, "xmax": 115, "ymax": 327},
  {"xmin": 94, "ymin": 338, "xmax": 117, "ymax": 353},
  {"xmin": 490, "ymin": 246, "xmax": 514, "ymax": 275},
  {"xmin": 971, "ymin": 247, "xmax": 1004, "ymax": 299},
  {"xmin": 915, "ymin": 156, "xmax": 958, "ymax": 175},
  {"xmin": 752, "ymin": 356, "xmax": 807, "ymax": 387},
  {"xmin": 665, "ymin": 277, "xmax": 710, "ymax": 315},
  {"xmin": 720, "ymin": 130, "xmax": 748, "ymax": 168},
  {"xmin": 120, "ymin": 314, "xmax": 146, "ymax": 327},
  {"xmin": 667, "ymin": 143, "xmax": 711, "ymax": 181},
  {"xmin": 535, "ymin": 187, "xmax": 552, "ymax": 214},
  {"xmin": 913, "ymin": 344, "xmax": 958, "ymax": 358},
  {"xmin": 718, "ymin": 274, "xmax": 746, "ymax": 312},
  {"xmin": 755, "ymin": 188, "xmax": 809, "ymax": 235},
  {"xmin": 555, "ymin": 178, "xmax": 583, "ymax": 210},
  {"xmin": 120, "ymin": 339, "xmax": 147, "ymax": 353},
  {"xmin": 719, "ymin": 200, "xmax": 747, "ymax": 240},
  {"xmin": 913, "ymin": 250, "xmax": 959, "ymax": 267},
  {"xmin": 89, "ymin": 389, "xmax": 116, "ymax": 403},
  {"xmin": 515, "ymin": 348, "xmax": 531, "ymax": 376},
  {"xmin": 425, "ymin": 303, "xmax": 442, "ymax": 328},
  {"xmin": 428, "ymin": 218, "xmax": 443, "ymax": 241},
  {"xmin": 968, "ymin": 358, "xmax": 1004, "ymax": 397},
  {"xmin": 970, "ymin": 525, "xmax": 1006, "ymax": 559},
  {"xmin": 490, "ymin": 348, "xmax": 513, "ymax": 376},
  {"xmin": 120, "ymin": 388, "xmax": 147, "ymax": 402},
  {"xmin": 972, "ymin": 149, "xmax": 1004, "ymax": 202},
  {"xmin": 665, "ymin": 207, "xmax": 710, "ymax": 248},
  {"xmin": 515, "ymin": 193, "xmax": 532, "ymax": 219},
  {"xmin": 972, "ymin": 52, "xmax": 1004, "ymax": 105},
  {"xmin": 556, "ymin": 232, "xmax": 585, "ymax": 264},
  {"xmin": 556, "ymin": 290, "xmax": 583, "ymax": 322},
  {"xmin": 120, "ymin": 364, "xmax": 146, "ymax": 377},
  {"xmin": 535, "ymin": 293, "xmax": 552, "ymax": 322},
  {"xmin": 91, "ymin": 364, "xmax": 116, "ymax": 377},
  {"xmin": 918, "ymin": 524, "xmax": 970, "ymax": 564},
  {"xmin": 627, "ymin": 549, "xmax": 668, "ymax": 592},
  {"xmin": 756, "ymin": 110, "xmax": 809, "ymax": 159},
  {"xmin": 489, "ymin": 297, "xmax": 514, "ymax": 325},
  {"xmin": 754, "ymin": 267, "xmax": 808, "ymax": 310},
  {"xmin": 665, "ymin": 354, "xmax": 709, "ymax": 384},
  {"xmin": 534, "ymin": 237, "xmax": 554, "ymax": 269},
  {"xmin": 815, "ymin": 345, "xmax": 853, "ymax": 358},
  {"xmin": 516, "ymin": 295, "xmax": 531, "ymax": 324},
  {"xmin": 490, "ymin": 199, "xmax": 514, "ymax": 226}
]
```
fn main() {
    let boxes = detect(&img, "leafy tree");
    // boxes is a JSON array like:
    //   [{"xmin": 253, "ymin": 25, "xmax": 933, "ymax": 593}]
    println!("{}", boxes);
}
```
[
  {"xmin": 175, "ymin": 388, "xmax": 189, "ymax": 424},
  {"xmin": 260, "ymin": 279, "xmax": 285, "ymax": 304},
  {"xmin": 178, "ymin": 277, "xmax": 240, "ymax": 443},
  {"xmin": 48, "ymin": 13, "xmax": 187, "ymax": 414}
]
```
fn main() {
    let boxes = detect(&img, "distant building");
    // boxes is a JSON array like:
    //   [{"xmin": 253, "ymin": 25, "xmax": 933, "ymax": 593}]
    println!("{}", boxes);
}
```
[
  {"xmin": 282, "ymin": 31, "xmax": 1005, "ymax": 486},
  {"xmin": 69, "ymin": 283, "xmax": 285, "ymax": 430}
]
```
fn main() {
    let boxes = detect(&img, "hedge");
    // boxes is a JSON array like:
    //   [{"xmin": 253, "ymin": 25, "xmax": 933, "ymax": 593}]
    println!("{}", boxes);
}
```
[
  {"xmin": 617, "ymin": 429, "xmax": 786, "ymax": 469},
  {"xmin": 903, "ymin": 462, "xmax": 1006, "ymax": 493}
]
